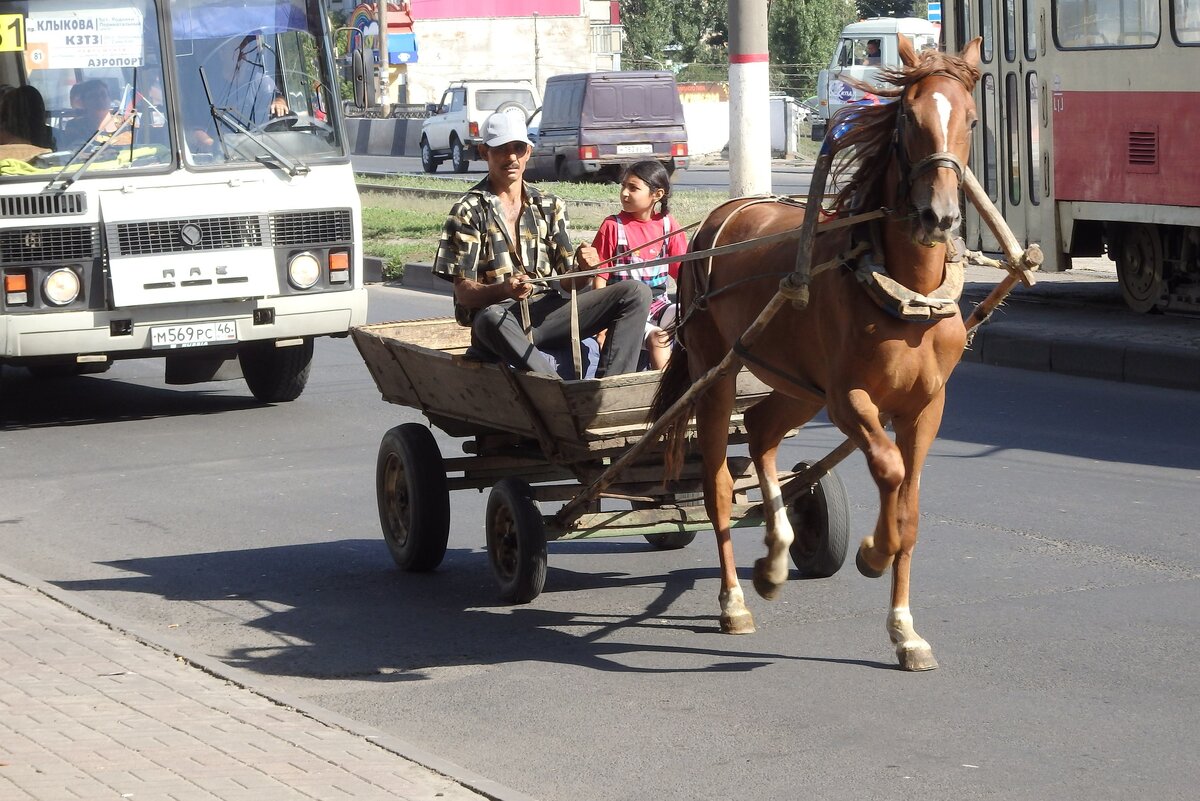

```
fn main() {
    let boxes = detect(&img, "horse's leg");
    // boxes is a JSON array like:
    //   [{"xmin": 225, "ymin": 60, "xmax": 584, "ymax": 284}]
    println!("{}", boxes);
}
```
[
  {"xmin": 884, "ymin": 395, "xmax": 947, "ymax": 671},
  {"xmin": 745, "ymin": 392, "xmax": 824, "ymax": 600},
  {"xmin": 829, "ymin": 389, "xmax": 902, "ymax": 578},
  {"xmin": 695, "ymin": 373, "xmax": 755, "ymax": 634}
]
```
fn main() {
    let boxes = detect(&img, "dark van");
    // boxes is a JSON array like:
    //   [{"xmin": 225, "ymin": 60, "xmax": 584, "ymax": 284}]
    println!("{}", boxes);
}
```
[{"xmin": 528, "ymin": 71, "xmax": 689, "ymax": 182}]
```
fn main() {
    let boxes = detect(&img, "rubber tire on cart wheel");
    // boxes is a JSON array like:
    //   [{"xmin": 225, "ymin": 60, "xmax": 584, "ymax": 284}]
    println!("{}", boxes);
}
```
[
  {"xmin": 239, "ymin": 338, "xmax": 313, "ymax": 403},
  {"xmin": 786, "ymin": 462, "xmax": 850, "ymax": 579},
  {"xmin": 376, "ymin": 423, "xmax": 450, "ymax": 572},
  {"xmin": 640, "ymin": 492, "xmax": 700, "ymax": 550},
  {"xmin": 485, "ymin": 478, "xmax": 547, "ymax": 603},
  {"xmin": 450, "ymin": 136, "xmax": 469, "ymax": 173},
  {"xmin": 1114, "ymin": 223, "xmax": 1165, "ymax": 314},
  {"xmin": 420, "ymin": 137, "xmax": 438, "ymax": 173}
]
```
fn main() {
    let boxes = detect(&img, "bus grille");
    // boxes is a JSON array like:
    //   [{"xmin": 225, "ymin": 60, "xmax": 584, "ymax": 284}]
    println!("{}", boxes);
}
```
[
  {"xmin": 112, "ymin": 215, "xmax": 265, "ymax": 256},
  {"xmin": 0, "ymin": 192, "xmax": 87, "ymax": 218},
  {"xmin": 0, "ymin": 225, "xmax": 98, "ymax": 265},
  {"xmin": 269, "ymin": 209, "xmax": 353, "ymax": 245}
]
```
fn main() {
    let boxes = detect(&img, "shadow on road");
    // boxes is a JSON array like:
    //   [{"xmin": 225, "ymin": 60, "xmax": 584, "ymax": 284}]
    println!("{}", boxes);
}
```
[
  {"xmin": 54, "ymin": 538, "xmax": 893, "ymax": 679},
  {"xmin": 0, "ymin": 367, "xmax": 261, "ymax": 430}
]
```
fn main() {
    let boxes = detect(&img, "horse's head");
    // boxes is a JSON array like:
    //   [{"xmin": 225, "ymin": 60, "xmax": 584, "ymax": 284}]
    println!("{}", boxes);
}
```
[{"xmin": 893, "ymin": 36, "xmax": 982, "ymax": 246}]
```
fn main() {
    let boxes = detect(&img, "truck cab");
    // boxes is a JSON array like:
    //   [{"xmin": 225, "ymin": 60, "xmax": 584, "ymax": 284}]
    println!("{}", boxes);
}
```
[{"xmin": 812, "ymin": 17, "xmax": 941, "ymax": 141}]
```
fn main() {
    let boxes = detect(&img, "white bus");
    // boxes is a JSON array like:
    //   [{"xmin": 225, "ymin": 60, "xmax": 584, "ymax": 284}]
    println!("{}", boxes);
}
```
[{"xmin": 0, "ymin": 0, "xmax": 367, "ymax": 401}]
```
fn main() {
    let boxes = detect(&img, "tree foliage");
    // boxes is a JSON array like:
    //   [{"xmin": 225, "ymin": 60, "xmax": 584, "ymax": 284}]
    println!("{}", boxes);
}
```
[{"xmin": 621, "ymin": 0, "xmax": 859, "ymax": 97}]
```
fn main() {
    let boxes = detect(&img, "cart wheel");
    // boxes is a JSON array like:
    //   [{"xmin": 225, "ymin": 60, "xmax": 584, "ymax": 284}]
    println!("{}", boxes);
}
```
[
  {"xmin": 485, "ymin": 478, "xmax": 547, "ymax": 603},
  {"xmin": 376, "ymin": 423, "xmax": 450, "ymax": 572},
  {"xmin": 786, "ymin": 463, "xmax": 850, "ymax": 579},
  {"xmin": 640, "ymin": 491, "xmax": 700, "ymax": 550}
]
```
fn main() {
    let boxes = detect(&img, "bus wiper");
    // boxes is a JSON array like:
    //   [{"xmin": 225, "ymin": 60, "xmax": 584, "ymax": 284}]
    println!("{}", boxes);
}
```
[
  {"xmin": 199, "ymin": 67, "xmax": 309, "ymax": 177},
  {"xmin": 44, "ymin": 107, "xmax": 139, "ymax": 192}
]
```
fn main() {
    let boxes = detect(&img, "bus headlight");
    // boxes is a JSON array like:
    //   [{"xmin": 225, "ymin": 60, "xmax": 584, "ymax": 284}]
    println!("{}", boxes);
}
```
[
  {"xmin": 288, "ymin": 252, "xmax": 321, "ymax": 289},
  {"xmin": 43, "ymin": 268, "xmax": 81, "ymax": 305}
]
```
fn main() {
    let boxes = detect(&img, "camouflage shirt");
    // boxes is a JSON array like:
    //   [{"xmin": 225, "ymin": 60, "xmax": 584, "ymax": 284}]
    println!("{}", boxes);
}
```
[{"xmin": 432, "ymin": 178, "xmax": 575, "ymax": 325}]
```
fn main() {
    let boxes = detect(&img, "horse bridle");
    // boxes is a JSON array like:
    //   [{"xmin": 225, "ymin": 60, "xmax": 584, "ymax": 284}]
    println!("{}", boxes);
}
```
[{"xmin": 891, "ymin": 71, "xmax": 969, "ymax": 208}]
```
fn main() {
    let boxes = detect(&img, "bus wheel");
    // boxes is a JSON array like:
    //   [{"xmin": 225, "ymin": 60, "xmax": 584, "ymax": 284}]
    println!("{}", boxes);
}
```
[
  {"xmin": 1115, "ymin": 223, "xmax": 1165, "ymax": 313},
  {"xmin": 240, "ymin": 338, "xmax": 313, "ymax": 402}
]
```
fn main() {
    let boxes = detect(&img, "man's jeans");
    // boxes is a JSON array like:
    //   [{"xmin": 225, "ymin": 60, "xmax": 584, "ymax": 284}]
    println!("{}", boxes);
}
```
[{"xmin": 471, "ymin": 281, "xmax": 652, "ymax": 377}]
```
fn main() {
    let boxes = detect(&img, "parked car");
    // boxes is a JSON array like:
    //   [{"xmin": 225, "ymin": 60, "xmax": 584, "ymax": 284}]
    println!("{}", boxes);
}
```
[
  {"xmin": 526, "ymin": 70, "xmax": 689, "ymax": 183},
  {"xmin": 419, "ymin": 79, "xmax": 540, "ymax": 173}
]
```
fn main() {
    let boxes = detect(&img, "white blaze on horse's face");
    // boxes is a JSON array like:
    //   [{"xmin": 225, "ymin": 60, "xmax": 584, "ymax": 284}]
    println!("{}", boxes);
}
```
[{"xmin": 906, "ymin": 79, "xmax": 974, "ymax": 247}]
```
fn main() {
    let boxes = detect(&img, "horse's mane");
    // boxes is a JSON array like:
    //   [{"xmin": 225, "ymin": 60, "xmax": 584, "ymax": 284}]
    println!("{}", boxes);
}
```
[{"xmin": 827, "ymin": 49, "xmax": 980, "ymax": 217}]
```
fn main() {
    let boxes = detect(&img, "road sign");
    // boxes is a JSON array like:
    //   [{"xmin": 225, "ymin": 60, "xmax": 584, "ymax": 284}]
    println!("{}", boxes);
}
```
[{"xmin": 928, "ymin": 1, "xmax": 942, "ymax": 22}]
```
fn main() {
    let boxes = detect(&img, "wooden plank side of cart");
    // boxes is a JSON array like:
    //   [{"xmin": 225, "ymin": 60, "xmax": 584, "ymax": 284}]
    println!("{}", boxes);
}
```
[{"xmin": 351, "ymin": 318, "xmax": 775, "ymax": 448}]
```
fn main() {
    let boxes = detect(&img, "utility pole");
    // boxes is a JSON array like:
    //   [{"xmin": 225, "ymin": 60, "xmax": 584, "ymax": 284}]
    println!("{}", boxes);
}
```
[
  {"xmin": 533, "ymin": 13, "xmax": 541, "ymax": 90},
  {"xmin": 727, "ymin": 0, "xmax": 771, "ymax": 196},
  {"xmin": 377, "ymin": 0, "xmax": 391, "ymax": 116}
]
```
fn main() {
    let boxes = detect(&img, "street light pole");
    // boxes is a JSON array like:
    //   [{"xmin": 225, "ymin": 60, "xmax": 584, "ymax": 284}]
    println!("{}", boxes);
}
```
[
  {"xmin": 727, "ymin": 0, "xmax": 771, "ymax": 196},
  {"xmin": 377, "ymin": 1, "xmax": 390, "ymax": 116}
]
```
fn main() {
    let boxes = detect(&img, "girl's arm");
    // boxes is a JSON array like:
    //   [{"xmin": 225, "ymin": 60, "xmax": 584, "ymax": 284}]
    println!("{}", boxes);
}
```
[{"xmin": 666, "ymin": 216, "xmax": 688, "ymax": 280}]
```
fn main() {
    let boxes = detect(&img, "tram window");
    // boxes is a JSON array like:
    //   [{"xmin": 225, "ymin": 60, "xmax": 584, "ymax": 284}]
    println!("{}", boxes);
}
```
[
  {"xmin": 1024, "ymin": 0, "xmax": 1039, "ymax": 57},
  {"xmin": 956, "ymin": 0, "xmax": 976, "ymax": 51},
  {"xmin": 1054, "ymin": 0, "xmax": 1160, "ymax": 48},
  {"xmin": 1006, "ymin": 72, "xmax": 1022, "ymax": 206},
  {"xmin": 1005, "ymin": 0, "xmax": 1019, "ymax": 60},
  {"xmin": 981, "ymin": 73, "xmax": 999, "ymax": 201},
  {"xmin": 1172, "ymin": 0, "xmax": 1200, "ymax": 43},
  {"xmin": 981, "ymin": 0, "xmax": 996, "ymax": 61},
  {"xmin": 1026, "ymin": 72, "xmax": 1041, "ymax": 205}
]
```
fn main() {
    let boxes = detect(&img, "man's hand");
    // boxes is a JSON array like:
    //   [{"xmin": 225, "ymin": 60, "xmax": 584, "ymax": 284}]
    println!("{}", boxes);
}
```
[
  {"xmin": 575, "ymin": 244, "xmax": 600, "ymax": 270},
  {"xmin": 269, "ymin": 95, "xmax": 289, "ymax": 117},
  {"xmin": 505, "ymin": 274, "xmax": 534, "ymax": 300}
]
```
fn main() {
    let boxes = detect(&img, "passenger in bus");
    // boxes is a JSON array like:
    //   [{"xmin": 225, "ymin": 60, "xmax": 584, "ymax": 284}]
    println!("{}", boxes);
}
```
[
  {"xmin": 187, "ymin": 35, "xmax": 289, "ymax": 152},
  {"xmin": 59, "ymin": 79, "xmax": 117, "ymax": 149},
  {"xmin": 862, "ymin": 39, "xmax": 882, "ymax": 65},
  {"xmin": 0, "ymin": 85, "xmax": 55, "ymax": 162},
  {"xmin": 432, "ymin": 109, "xmax": 651, "ymax": 378}
]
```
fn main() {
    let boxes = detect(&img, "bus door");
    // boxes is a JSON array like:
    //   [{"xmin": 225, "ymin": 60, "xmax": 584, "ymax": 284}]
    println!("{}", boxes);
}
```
[{"xmin": 954, "ymin": 0, "xmax": 1058, "ymax": 267}]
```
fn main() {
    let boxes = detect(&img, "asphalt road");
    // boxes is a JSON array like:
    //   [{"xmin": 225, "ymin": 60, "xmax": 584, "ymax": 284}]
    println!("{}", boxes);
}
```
[{"xmin": 1, "ymin": 285, "xmax": 1198, "ymax": 801}]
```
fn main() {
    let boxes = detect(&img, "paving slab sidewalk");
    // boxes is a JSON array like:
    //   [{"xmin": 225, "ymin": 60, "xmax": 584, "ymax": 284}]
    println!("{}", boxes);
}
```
[{"xmin": 0, "ymin": 570, "xmax": 531, "ymax": 801}]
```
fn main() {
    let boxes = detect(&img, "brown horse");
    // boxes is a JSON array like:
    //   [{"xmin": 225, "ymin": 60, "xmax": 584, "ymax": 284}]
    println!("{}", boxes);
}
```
[{"xmin": 650, "ymin": 36, "xmax": 983, "ymax": 670}]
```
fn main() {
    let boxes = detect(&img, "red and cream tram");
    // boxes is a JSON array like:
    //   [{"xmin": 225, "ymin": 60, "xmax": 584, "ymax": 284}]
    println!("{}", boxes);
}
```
[{"xmin": 942, "ymin": 0, "xmax": 1200, "ymax": 312}]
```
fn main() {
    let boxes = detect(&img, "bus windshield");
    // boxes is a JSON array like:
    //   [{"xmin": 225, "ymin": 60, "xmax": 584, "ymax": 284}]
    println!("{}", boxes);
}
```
[
  {"xmin": 173, "ymin": 0, "xmax": 343, "ymax": 168},
  {"xmin": 0, "ymin": 0, "xmax": 171, "ymax": 179},
  {"xmin": 0, "ymin": 0, "xmax": 343, "ymax": 181}
]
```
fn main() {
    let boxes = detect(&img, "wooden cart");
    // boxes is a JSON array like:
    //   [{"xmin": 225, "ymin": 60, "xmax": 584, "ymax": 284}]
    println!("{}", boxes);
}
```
[{"xmin": 351, "ymin": 318, "xmax": 850, "ymax": 602}]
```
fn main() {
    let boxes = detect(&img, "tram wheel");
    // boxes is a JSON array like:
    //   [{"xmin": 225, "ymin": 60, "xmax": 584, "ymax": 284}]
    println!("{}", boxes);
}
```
[{"xmin": 1114, "ymin": 223, "xmax": 1165, "ymax": 314}]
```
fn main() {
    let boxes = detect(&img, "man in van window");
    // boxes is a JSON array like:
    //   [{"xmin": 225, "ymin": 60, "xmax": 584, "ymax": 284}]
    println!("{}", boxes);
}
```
[
  {"xmin": 862, "ymin": 39, "xmax": 882, "ymax": 65},
  {"xmin": 432, "ymin": 109, "xmax": 651, "ymax": 378}
]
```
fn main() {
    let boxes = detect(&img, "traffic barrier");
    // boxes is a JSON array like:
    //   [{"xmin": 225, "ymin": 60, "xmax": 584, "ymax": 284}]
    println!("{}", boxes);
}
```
[{"xmin": 345, "ymin": 118, "xmax": 421, "ymax": 157}]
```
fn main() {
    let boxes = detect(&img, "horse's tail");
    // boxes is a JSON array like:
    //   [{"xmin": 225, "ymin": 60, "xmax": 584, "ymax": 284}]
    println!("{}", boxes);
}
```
[{"xmin": 649, "ymin": 344, "xmax": 693, "ymax": 480}]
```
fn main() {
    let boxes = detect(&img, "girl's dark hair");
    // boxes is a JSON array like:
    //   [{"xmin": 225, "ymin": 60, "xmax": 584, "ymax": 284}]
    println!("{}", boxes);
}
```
[{"xmin": 621, "ymin": 159, "xmax": 672, "ymax": 215}]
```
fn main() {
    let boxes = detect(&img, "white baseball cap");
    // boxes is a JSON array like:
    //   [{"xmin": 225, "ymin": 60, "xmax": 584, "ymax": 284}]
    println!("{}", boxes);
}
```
[{"xmin": 483, "ymin": 109, "xmax": 532, "ymax": 148}]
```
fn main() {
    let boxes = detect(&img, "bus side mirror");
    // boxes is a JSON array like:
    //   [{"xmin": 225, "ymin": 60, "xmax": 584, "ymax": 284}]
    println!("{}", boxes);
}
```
[{"xmin": 352, "ymin": 50, "xmax": 373, "ymax": 108}]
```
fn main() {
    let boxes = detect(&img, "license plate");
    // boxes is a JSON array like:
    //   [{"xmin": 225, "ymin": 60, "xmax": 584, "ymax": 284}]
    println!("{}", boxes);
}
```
[
  {"xmin": 616, "ymin": 143, "xmax": 653, "ymax": 155},
  {"xmin": 150, "ymin": 320, "xmax": 238, "ymax": 349}
]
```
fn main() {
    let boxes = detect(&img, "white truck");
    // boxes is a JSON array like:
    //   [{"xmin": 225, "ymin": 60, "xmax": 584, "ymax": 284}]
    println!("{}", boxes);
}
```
[
  {"xmin": 811, "ymin": 17, "xmax": 941, "ymax": 141},
  {"xmin": 419, "ymin": 79, "xmax": 540, "ymax": 173}
]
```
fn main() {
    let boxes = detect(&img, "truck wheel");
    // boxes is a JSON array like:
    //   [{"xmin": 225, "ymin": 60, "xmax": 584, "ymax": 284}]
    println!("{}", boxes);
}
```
[
  {"xmin": 485, "ymin": 478, "xmax": 546, "ymax": 603},
  {"xmin": 450, "ymin": 137, "xmax": 469, "ymax": 173},
  {"xmin": 420, "ymin": 137, "xmax": 438, "ymax": 173},
  {"xmin": 556, "ymin": 158, "xmax": 572, "ymax": 182},
  {"xmin": 376, "ymin": 423, "xmax": 450, "ymax": 572},
  {"xmin": 239, "ymin": 338, "xmax": 313, "ymax": 403},
  {"xmin": 787, "ymin": 463, "xmax": 850, "ymax": 579},
  {"xmin": 1114, "ymin": 223, "xmax": 1165, "ymax": 313}
]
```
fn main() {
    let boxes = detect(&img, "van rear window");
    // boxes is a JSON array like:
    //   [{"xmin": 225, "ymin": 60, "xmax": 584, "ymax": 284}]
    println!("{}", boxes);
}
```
[
  {"xmin": 587, "ymin": 84, "xmax": 678, "ymax": 124},
  {"xmin": 476, "ymin": 89, "xmax": 537, "ymax": 113}
]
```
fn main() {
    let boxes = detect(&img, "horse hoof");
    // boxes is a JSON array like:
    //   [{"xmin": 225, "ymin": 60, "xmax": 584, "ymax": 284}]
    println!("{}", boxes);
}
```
[
  {"xmin": 720, "ymin": 609, "xmax": 757, "ymax": 634},
  {"xmin": 751, "ymin": 558, "xmax": 784, "ymax": 600},
  {"xmin": 897, "ymin": 645, "xmax": 939, "ymax": 672},
  {"xmin": 856, "ymin": 537, "xmax": 892, "ymax": 579}
]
